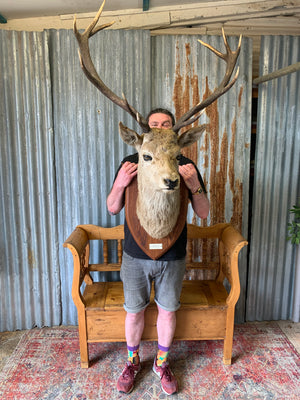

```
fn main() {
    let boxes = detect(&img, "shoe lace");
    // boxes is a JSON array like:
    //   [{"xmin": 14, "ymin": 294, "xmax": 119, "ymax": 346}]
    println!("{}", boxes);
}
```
[
  {"xmin": 160, "ymin": 363, "xmax": 173, "ymax": 382},
  {"xmin": 122, "ymin": 362, "xmax": 135, "ymax": 379}
]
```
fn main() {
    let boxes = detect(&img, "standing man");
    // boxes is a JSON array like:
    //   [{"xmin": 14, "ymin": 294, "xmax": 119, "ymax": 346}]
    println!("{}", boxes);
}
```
[{"xmin": 107, "ymin": 108, "xmax": 209, "ymax": 395}]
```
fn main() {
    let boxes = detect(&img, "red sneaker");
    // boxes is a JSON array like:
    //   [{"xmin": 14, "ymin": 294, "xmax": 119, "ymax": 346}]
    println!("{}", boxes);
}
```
[
  {"xmin": 153, "ymin": 359, "xmax": 178, "ymax": 395},
  {"xmin": 117, "ymin": 361, "xmax": 141, "ymax": 394}
]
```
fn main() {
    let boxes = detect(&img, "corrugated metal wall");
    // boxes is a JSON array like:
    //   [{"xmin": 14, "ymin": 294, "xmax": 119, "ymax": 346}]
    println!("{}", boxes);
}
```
[
  {"xmin": 247, "ymin": 36, "xmax": 300, "ymax": 321},
  {"xmin": 0, "ymin": 31, "xmax": 61, "ymax": 330},
  {"xmin": 1, "ymin": 28, "xmax": 251, "ymax": 331}
]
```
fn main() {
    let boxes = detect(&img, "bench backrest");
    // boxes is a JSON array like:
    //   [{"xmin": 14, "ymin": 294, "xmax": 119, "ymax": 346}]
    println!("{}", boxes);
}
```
[{"xmin": 70, "ymin": 223, "xmax": 232, "ymax": 276}]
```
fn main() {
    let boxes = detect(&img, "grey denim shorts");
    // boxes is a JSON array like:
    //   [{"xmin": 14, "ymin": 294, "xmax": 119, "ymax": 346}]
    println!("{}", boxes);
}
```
[{"xmin": 120, "ymin": 251, "xmax": 186, "ymax": 314}]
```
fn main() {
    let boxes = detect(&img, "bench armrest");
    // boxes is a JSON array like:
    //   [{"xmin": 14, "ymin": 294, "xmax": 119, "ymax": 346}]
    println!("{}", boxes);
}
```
[
  {"xmin": 63, "ymin": 227, "xmax": 90, "ymax": 310},
  {"xmin": 219, "ymin": 225, "xmax": 248, "ymax": 306},
  {"xmin": 63, "ymin": 226, "xmax": 89, "ymax": 255}
]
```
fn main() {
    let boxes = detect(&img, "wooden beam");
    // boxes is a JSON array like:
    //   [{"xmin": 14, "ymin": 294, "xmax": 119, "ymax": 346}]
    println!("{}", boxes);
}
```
[
  {"xmin": 151, "ymin": 16, "xmax": 300, "ymax": 37},
  {"xmin": 1, "ymin": 1, "xmax": 299, "ymax": 32},
  {"xmin": 169, "ymin": 4, "xmax": 300, "ymax": 27}
]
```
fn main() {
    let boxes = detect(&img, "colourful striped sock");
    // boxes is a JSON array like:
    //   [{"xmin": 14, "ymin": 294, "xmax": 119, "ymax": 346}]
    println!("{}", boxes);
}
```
[
  {"xmin": 127, "ymin": 344, "xmax": 140, "ymax": 365},
  {"xmin": 156, "ymin": 344, "xmax": 170, "ymax": 366}
]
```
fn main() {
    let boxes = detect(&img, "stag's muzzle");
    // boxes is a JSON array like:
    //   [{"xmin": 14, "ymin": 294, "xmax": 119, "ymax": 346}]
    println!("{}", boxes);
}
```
[{"xmin": 164, "ymin": 178, "xmax": 179, "ymax": 190}]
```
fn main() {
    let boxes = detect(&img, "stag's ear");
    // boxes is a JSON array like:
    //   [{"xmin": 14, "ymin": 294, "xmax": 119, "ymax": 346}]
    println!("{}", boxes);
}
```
[
  {"xmin": 178, "ymin": 124, "xmax": 208, "ymax": 149},
  {"xmin": 119, "ymin": 122, "xmax": 143, "ymax": 150}
]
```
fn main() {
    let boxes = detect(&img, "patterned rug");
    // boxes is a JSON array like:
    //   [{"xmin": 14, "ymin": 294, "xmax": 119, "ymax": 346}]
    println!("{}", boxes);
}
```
[{"xmin": 0, "ymin": 322, "xmax": 299, "ymax": 400}]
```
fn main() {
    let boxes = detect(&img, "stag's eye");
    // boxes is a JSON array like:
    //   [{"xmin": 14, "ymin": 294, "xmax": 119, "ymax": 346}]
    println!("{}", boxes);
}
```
[
  {"xmin": 176, "ymin": 155, "xmax": 181, "ymax": 161},
  {"xmin": 143, "ymin": 154, "xmax": 152, "ymax": 161}
]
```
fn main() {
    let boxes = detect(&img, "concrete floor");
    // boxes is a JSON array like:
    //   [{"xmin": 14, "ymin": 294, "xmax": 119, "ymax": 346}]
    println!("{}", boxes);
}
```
[
  {"xmin": 0, "ymin": 329, "xmax": 24, "ymax": 372},
  {"xmin": 0, "ymin": 321, "xmax": 299, "ymax": 373},
  {"xmin": 277, "ymin": 320, "xmax": 300, "ymax": 353}
]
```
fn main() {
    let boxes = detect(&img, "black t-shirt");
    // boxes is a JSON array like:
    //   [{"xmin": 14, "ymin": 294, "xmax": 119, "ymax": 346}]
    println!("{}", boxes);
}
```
[{"xmin": 114, "ymin": 153, "xmax": 206, "ymax": 261}]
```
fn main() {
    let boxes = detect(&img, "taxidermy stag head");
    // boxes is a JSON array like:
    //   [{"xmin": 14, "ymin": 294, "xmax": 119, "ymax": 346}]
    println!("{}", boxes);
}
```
[{"xmin": 73, "ymin": 0, "xmax": 241, "ymax": 239}]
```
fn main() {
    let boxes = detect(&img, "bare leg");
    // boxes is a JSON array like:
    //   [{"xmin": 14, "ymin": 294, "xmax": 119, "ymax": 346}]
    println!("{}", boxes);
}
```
[
  {"xmin": 117, "ymin": 310, "xmax": 145, "ymax": 393},
  {"xmin": 156, "ymin": 305, "xmax": 176, "ymax": 347},
  {"xmin": 125, "ymin": 309, "xmax": 145, "ymax": 347},
  {"xmin": 153, "ymin": 306, "xmax": 179, "ymax": 395}
]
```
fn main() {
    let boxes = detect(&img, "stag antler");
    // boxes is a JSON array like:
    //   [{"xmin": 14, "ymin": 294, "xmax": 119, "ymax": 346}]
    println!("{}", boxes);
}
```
[
  {"xmin": 73, "ymin": 0, "xmax": 150, "ymax": 133},
  {"xmin": 172, "ymin": 29, "xmax": 242, "ymax": 133}
]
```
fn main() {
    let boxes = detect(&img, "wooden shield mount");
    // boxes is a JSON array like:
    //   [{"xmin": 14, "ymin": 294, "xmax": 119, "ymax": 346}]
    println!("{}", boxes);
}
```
[{"xmin": 125, "ymin": 177, "xmax": 189, "ymax": 260}]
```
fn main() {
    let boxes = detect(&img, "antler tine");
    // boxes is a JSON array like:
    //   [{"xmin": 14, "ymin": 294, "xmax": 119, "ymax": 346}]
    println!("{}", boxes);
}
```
[
  {"xmin": 74, "ymin": 0, "xmax": 114, "ymax": 40},
  {"xmin": 122, "ymin": 93, "xmax": 150, "ymax": 133},
  {"xmin": 73, "ymin": 0, "xmax": 149, "ymax": 132},
  {"xmin": 176, "ymin": 110, "xmax": 205, "ymax": 130},
  {"xmin": 173, "ymin": 30, "xmax": 242, "ymax": 134}
]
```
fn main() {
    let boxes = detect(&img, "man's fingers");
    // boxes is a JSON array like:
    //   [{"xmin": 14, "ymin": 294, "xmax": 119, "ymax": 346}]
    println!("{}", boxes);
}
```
[{"xmin": 122, "ymin": 162, "xmax": 138, "ymax": 174}]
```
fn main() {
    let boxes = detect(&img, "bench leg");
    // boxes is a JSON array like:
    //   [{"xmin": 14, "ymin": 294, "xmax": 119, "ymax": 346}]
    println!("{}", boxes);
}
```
[
  {"xmin": 223, "ymin": 308, "xmax": 235, "ymax": 365},
  {"xmin": 223, "ymin": 353, "xmax": 232, "ymax": 365},
  {"xmin": 79, "ymin": 342, "xmax": 89, "ymax": 368},
  {"xmin": 78, "ymin": 313, "xmax": 89, "ymax": 368},
  {"xmin": 223, "ymin": 335, "xmax": 233, "ymax": 365}
]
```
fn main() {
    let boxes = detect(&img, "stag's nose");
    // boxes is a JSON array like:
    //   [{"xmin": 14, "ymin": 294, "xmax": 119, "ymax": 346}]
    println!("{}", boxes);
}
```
[{"xmin": 164, "ymin": 178, "xmax": 179, "ymax": 190}]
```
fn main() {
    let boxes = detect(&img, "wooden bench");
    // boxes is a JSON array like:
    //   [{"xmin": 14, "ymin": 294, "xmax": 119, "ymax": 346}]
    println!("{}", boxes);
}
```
[{"xmin": 63, "ymin": 223, "xmax": 247, "ymax": 368}]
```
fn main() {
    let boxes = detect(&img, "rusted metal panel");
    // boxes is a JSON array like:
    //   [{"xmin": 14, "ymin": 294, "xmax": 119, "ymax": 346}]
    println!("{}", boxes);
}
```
[
  {"xmin": 247, "ymin": 35, "xmax": 300, "ymax": 322},
  {"xmin": 152, "ymin": 34, "xmax": 251, "ymax": 228}
]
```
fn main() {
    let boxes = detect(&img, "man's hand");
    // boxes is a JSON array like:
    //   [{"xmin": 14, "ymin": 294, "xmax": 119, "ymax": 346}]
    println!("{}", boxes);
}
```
[
  {"xmin": 179, "ymin": 163, "xmax": 200, "ymax": 193},
  {"xmin": 107, "ymin": 162, "xmax": 137, "ymax": 215},
  {"xmin": 179, "ymin": 163, "xmax": 209, "ymax": 219},
  {"xmin": 115, "ymin": 161, "xmax": 138, "ymax": 189}
]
